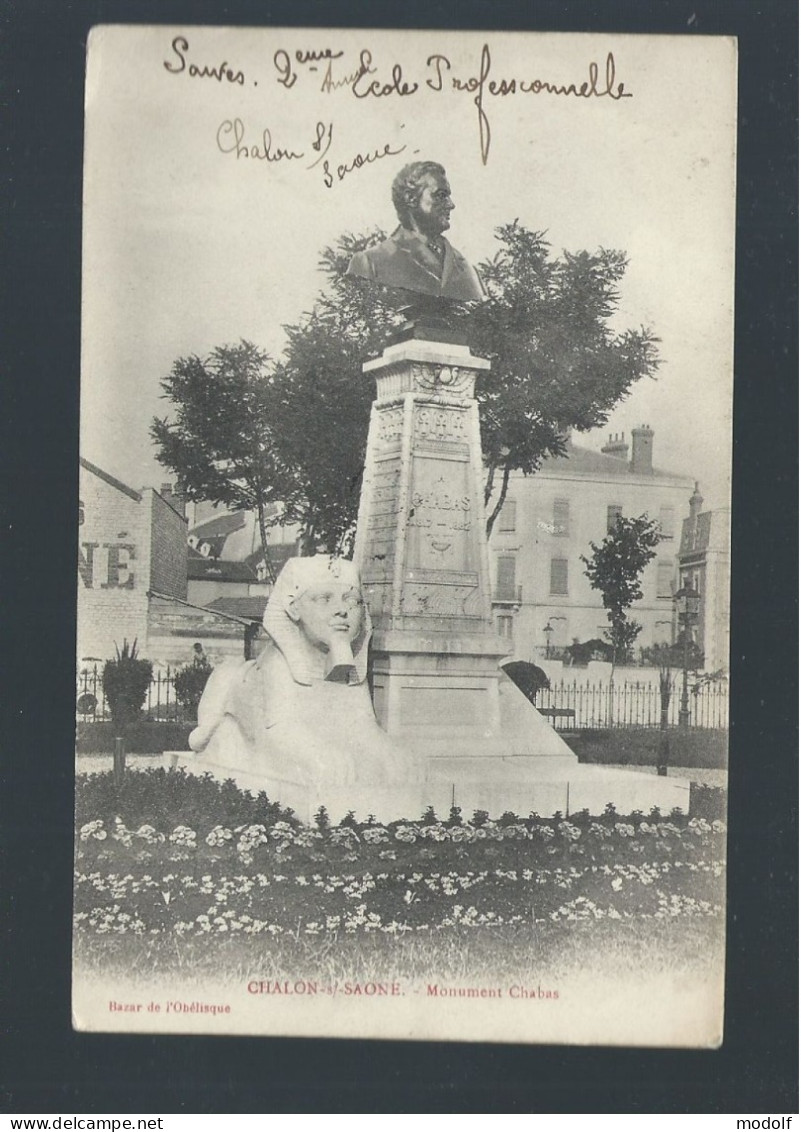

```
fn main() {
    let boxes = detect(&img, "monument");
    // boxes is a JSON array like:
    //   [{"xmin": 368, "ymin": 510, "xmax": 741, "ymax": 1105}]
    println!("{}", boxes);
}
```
[
  {"xmin": 350, "ymin": 162, "xmax": 690, "ymax": 817},
  {"xmin": 177, "ymin": 162, "xmax": 688, "ymax": 822}
]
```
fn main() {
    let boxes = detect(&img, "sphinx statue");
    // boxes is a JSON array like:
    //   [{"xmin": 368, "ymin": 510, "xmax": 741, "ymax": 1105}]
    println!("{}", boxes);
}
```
[{"xmin": 187, "ymin": 556, "xmax": 411, "ymax": 815}]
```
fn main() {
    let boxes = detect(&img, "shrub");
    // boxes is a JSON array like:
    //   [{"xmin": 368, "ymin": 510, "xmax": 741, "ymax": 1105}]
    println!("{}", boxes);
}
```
[
  {"xmin": 102, "ymin": 640, "xmax": 153, "ymax": 728},
  {"xmin": 689, "ymin": 783, "xmax": 727, "ymax": 821},
  {"xmin": 75, "ymin": 767, "xmax": 297, "ymax": 832},
  {"xmin": 173, "ymin": 657, "xmax": 213, "ymax": 718}
]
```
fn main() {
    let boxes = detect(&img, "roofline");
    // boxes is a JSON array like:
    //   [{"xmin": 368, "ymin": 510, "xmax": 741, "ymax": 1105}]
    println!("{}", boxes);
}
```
[
  {"xmin": 511, "ymin": 467, "xmax": 694, "ymax": 488},
  {"xmin": 80, "ymin": 457, "xmax": 142, "ymax": 502},
  {"xmin": 147, "ymin": 590, "xmax": 253, "ymax": 626},
  {"xmin": 150, "ymin": 488, "xmax": 188, "ymax": 524}
]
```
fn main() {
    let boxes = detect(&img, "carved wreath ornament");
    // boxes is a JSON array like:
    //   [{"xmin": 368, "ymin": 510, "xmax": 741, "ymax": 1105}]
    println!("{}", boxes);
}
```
[{"xmin": 412, "ymin": 364, "xmax": 473, "ymax": 397}]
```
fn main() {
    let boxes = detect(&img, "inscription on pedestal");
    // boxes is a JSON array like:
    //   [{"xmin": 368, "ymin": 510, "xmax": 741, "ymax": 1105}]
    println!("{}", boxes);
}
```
[
  {"xmin": 364, "ymin": 457, "xmax": 400, "ymax": 586},
  {"xmin": 408, "ymin": 459, "xmax": 474, "ymax": 573},
  {"xmin": 401, "ymin": 580, "xmax": 482, "ymax": 618},
  {"xmin": 415, "ymin": 404, "xmax": 468, "ymax": 445},
  {"xmin": 375, "ymin": 405, "xmax": 404, "ymax": 447}
]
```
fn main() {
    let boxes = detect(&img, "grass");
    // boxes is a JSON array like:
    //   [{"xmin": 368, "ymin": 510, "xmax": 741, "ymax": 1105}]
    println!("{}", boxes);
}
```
[{"xmin": 74, "ymin": 912, "xmax": 723, "ymax": 988}]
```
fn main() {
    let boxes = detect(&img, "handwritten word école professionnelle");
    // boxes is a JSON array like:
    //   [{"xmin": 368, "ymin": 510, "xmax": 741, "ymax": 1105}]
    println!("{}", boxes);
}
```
[{"xmin": 348, "ymin": 44, "xmax": 632, "ymax": 164}]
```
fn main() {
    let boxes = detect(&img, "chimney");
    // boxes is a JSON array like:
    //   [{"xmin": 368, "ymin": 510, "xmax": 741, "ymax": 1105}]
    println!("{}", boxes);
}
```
[
  {"xmin": 688, "ymin": 481, "xmax": 704, "ymax": 522},
  {"xmin": 630, "ymin": 424, "xmax": 654, "ymax": 475},
  {"xmin": 601, "ymin": 432, "xmax": 629, "ymax": 461},
  {"xmin": 160, "ymin": 482, "xmax": 186, "ymax": 518}
]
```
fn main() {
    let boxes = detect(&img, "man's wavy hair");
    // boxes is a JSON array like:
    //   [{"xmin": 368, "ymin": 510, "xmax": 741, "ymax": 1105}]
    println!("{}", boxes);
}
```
[{"xmin": 391, "ymin": 161, "xmax": 446, "ymax": 228}]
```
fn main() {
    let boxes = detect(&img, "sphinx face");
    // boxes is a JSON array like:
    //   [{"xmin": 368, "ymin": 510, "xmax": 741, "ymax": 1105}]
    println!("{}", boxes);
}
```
[{"xmin": 289, "ymin": 583, "xmax": 365, "ymax": 652}]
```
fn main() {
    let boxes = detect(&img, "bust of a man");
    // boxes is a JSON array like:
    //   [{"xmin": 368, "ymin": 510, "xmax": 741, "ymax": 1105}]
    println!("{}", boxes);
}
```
[{"xmin": 346, "ymin": 161, "xmax": 485, "ymax": 302}]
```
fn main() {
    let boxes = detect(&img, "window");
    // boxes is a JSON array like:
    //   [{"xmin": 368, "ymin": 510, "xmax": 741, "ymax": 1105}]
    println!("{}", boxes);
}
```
[
  {"xmin": 497, "ymin": 500, "xmax": 517, "ymax": 532},
  {"xmin": 496, "ymin": 556, "xmax": 517, "ymax": 601},
  {"xmin": 659, "ymin": 506, "xmax": 675, "ymax": 540},
  {"xmin": 607, "ymin": 504, "xmax": 623, "ymax": 533},
  {"xmin": 656, "ymin": 561, "xmax": 674, "ymax": 599},
  {"xmin": 497, "ymin": 614, "xmax": 514, "ymax": 639},
  {"xmin": 553, "ymin": 499, "xmax": 569, "ymax": 537},
  {"xmin": 550, "ymin": 557, "xmax": 568, "ymax": 595}
]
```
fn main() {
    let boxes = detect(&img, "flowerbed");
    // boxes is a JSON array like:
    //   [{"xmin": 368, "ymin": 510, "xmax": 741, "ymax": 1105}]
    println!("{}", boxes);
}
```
[{"xmin": 75, "ymin": 771, "xmax": 726, "ymax": 944}]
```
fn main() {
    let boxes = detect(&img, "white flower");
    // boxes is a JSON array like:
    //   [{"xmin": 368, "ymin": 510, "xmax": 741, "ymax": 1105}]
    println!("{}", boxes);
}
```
[
  {"xmin": 206, "ymin": 826, "xmax": 233, "ymax": 847},
  {"xmin": 79, "ymin": 820, "xmax": 107, "ymax": 842}
]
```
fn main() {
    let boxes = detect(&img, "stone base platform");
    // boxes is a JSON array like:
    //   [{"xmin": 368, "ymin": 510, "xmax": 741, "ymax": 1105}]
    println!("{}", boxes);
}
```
[
  {"xmin": 424, "ymin": 757, "xmax": 690, "ymax": 819},
  {"xmin": 164, "ymin": 750, "xmax": 690, "ymax": 823}
]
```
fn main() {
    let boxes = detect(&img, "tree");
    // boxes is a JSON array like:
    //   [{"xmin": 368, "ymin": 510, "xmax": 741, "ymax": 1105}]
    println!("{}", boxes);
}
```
[
  {"xmin": 580, "ymin": 514, "xmax": 662, "ymax": 666},
  {"xmin": 150, "ymin": 342, "xmax": 284, "ymax": 581},
  {"xmin": 467, "ymin": 225, "xmax": 660, "ymax": 532}
]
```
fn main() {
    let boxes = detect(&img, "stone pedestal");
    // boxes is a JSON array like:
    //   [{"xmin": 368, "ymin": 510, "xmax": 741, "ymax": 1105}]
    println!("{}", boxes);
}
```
[
  {"xmin": 354, "ymin": 336, "xmax": 690, "ymax": 817},
  {"xmin": 354, "ymin": 338, "xmax": 573, "ymax": 765}
]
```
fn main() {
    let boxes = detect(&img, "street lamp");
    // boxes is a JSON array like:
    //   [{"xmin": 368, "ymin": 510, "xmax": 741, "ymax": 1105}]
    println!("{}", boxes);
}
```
[
  {"xmin": 543, "ymin": 621, "xmax": 554, "ymax": 659},
  {"xmin": 674, "ymin": 582, "xmax": 701, "ymax": 729}
]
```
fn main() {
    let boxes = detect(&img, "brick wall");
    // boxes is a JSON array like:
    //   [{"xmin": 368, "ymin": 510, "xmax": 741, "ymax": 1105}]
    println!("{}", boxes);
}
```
[{"xmin": 148, "ymin": 489, "xmax": 188, "ymax": 600}]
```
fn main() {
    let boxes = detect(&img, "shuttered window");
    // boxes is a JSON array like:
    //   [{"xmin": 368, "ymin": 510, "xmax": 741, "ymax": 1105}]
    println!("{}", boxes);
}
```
[
  {"xmin": 550, "ymin": 557, "xmax": 568, "ymax": 595},
  {"xmin": 659, "ymin": 506, "xmax": 675, "ymax": 539},
  {"xmin": 497, "ymin": 501, "xmax": 517, "ymax": 532},
  {"xmin": 657, "ymin": 561, "xmax": 674, "ymax": 599},
  {"xmin": 553, "ymin": 499, "xmax": 569, "ymax": 537},
  {"xmin": 497, "ymin": 614, "xmax": 514, "ymax": 639},
  {"xmin": 496, "ymin": 556, "xmax": 517, "ymax": 601}
]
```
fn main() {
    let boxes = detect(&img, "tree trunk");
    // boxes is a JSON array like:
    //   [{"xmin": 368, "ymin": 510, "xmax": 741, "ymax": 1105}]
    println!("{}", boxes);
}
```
[
  {"xmin": 486, "ymin": 464, "xmax": 511, "ymax": 536},
  {"xmin": 483, "ymin": 461, "xmax": 497, "ymax": 506},
  {"xmin": 255, "ymin": 498, "xmax": 277, "ymax": 584}
]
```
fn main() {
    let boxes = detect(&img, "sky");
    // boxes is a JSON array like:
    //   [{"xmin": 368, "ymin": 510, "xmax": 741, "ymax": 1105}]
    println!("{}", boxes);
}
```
[{"xmin": 81, "ymin": 26, "xmax": 737, "ymax": 513}]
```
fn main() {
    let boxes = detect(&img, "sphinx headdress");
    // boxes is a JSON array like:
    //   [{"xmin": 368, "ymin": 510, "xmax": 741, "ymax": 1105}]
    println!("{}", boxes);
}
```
[{"xmin": 261, "ymin": 556, "xmax": 371, "ymax": 686}]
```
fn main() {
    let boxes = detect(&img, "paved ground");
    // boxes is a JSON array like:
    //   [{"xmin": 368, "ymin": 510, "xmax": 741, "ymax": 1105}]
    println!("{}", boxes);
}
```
[{"xmin": 75, "ymin": 753, "xmax": 727, "ymax": 788}]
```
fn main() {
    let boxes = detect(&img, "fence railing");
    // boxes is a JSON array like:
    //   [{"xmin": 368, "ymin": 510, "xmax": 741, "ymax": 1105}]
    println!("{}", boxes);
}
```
[
  {"xmin": 77, "ymin": 665, "xmax": 186, "ymax": 723},
  {"xmin": 77, "ymin": 666, "xmax": 729, "ymax": 731},
  {"xmin": 534, "ymin": 678, "xmax": 729, "ymax": 731}
]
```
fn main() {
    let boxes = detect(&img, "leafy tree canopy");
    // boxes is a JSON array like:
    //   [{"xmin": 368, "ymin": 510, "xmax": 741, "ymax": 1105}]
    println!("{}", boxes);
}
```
[
  {"xmin": 151, "ymin": 342, "xmax": 285, "ymax": 579},
  {"xmin": 581, "ymin": 514, "xmax": 662, "ymax": 665}
]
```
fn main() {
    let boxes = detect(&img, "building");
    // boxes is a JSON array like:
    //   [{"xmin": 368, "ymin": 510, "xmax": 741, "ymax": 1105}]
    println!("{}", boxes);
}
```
[
  {"xmin": 487, "ymin": 427, "xmax": 695, "ymax": 661},
  {"xmin": 678, "ymin": 485, "xmax": 731, "ymax": 672},
  {"xmin": 77, "ymin": 461, "xmax": 267, "ymax": 667},
  {"xmin": 78, "ymin": 459, "xmax": 188, "ymax": 662}
]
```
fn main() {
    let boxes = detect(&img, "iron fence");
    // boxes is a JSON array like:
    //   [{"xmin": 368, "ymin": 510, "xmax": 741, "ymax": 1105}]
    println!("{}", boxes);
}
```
[
  {"xmin": 76, "ymin": 664, "xmax": 186, "ymax": 723},
  {"xmin": 77, "ymin": 665, "xmax": 729, "ymax": 731},
  {"xmin": 534, "ymin": 678, "xmax": 729, "ymax": 731}
]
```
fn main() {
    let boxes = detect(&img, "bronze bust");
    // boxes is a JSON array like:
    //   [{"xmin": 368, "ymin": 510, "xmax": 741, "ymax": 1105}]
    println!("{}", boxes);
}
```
[{"xmin": 346, "ymin": 162, "xmax": 485, "ymax": 303}]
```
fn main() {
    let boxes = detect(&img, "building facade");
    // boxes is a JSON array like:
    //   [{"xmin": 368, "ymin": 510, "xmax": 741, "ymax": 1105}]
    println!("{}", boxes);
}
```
[
  {"xmin": 487, "ymin": 427, "xmax": 695, "ymax": 662},
  {"xmin": 677, "ymin": 485, "xmax": 731, "ymax": 673},
  {"xmin": 78, "ymin": 461, "xmax": 261, "ymax": 667},
  {"xmin": 77, "ymin": 460, "xmax": 188, "ymax": 662}
]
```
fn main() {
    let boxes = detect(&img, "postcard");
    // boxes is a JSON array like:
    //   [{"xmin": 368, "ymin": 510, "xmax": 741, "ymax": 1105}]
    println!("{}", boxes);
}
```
[{"xmin": 74, "ymin": 25, "xmax": 736, "ymax": 1045}]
